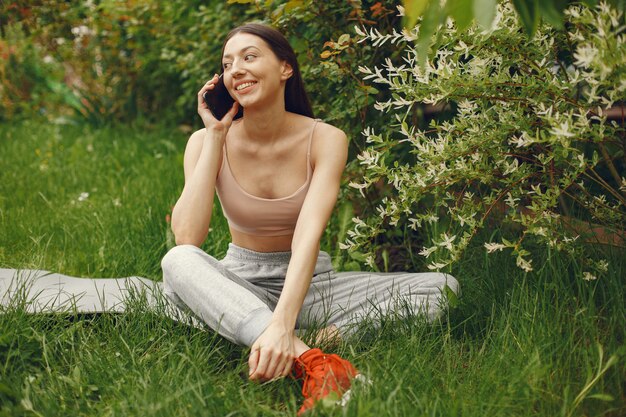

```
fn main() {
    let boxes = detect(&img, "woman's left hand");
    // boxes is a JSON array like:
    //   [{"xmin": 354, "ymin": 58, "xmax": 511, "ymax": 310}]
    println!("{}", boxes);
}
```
[{"xmin": 248, "ymin": 321, "xmax": 295, "ymax": 381}]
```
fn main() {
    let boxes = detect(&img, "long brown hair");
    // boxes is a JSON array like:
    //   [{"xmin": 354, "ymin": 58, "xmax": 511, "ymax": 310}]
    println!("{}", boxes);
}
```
[{"xmin": 220, "ymin": 23, "xmax": 314, "ymax": 119}]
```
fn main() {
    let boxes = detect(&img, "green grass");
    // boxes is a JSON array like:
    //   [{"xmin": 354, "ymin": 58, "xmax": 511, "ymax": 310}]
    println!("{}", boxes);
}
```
[{"xmin": 1, "ymin": 120, "xmax": 624, "ymax": 416}]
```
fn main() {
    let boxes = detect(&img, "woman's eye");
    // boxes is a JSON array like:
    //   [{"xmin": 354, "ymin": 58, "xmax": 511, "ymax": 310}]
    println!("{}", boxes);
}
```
[
  {"xmin": 223, "ymin": 63, "xmax": 231, "ymax": 69},
  {"xmin": 244, "ymin": 54, "xmax": 256, "ymax": 61}
]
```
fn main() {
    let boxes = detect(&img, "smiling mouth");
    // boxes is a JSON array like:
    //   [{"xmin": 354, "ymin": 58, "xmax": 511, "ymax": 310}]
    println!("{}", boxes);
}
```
[{"xmin": 236, "ymin": 81, "xmax": 257, "ymax": 91}]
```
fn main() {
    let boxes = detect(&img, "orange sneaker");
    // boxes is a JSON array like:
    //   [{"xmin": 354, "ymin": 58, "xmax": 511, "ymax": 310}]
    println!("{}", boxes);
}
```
[{"xmin": 294, "ymin": 348, "xmax": 359, "ymax": 415}]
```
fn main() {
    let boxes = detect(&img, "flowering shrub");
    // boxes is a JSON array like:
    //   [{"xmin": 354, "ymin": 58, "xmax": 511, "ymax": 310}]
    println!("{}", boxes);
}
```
[{"xmin": 344, "ymin": 2, "xmax": 625, "ymax": 278}]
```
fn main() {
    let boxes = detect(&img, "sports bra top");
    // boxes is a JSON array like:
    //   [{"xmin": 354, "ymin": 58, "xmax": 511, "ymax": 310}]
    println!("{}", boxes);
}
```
[{"xmin": 215, "ymin": 119, "xmax": 320, "ymax": 236}]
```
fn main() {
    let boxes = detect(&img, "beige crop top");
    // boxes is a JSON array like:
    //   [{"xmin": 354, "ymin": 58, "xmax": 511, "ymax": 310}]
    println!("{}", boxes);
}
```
[{"xmin": 215, "ymin": 119, "xmax": 320, "ymax": 236}]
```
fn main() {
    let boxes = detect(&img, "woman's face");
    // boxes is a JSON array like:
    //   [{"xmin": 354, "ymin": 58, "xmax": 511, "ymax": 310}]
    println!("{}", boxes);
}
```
[{"xmin": 221, "ymin": 33, "xmax": 292, "ymax": 110}]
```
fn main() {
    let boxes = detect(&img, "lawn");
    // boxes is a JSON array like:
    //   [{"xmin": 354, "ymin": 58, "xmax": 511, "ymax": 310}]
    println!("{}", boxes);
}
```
[{"xmin": 1, "ymin": 120, "xmax": 624, "ymax": 416}]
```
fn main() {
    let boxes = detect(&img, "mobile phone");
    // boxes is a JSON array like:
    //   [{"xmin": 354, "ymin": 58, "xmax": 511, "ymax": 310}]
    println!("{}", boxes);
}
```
[{"xmin": 203, "ymin": 74, "xmax": 240, "ymax": 120}]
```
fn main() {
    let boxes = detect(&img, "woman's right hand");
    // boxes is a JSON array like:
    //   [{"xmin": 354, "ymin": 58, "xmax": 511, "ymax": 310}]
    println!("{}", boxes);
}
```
[{"xmin": 197, "ymin": 74, "xmax": 239, "ymax": 133}]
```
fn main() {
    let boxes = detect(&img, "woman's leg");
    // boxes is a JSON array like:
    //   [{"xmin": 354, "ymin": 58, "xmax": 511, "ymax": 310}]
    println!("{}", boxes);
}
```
[
  {"xmin": 0, "ymin": 267, "xmax": 161, "ymax": 313},
  {"xmin": 299, "ymin": 268, "xmax": 459, "ymax": 339},
  {"xmin": 161, "ymin": 244, "xmax": 280, "ymax": 346}
]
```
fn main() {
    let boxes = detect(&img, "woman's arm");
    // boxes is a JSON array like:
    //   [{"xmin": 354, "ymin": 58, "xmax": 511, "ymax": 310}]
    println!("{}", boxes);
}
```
[
  {"xmin": 170, "ymin": 75, "xmax": 240, "ymax": 246},
  {"xmin": 248, "ymin": 123, "xmax": 349, "ymax": 380},
  {"xmin": 170, "ymin": 129, "xmax": 225, "ymax": 246},
  {"xmin": 274, "ymin": 124, "xmax": 349, "ymax": 327}
]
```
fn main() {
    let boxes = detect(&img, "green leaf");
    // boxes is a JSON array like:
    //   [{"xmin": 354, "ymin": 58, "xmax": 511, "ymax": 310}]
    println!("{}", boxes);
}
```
[
  {"xmin": 444, "ymin": 284, "xmax": 459, "ymax": 308},
  {"xmin": 512, "ymin": 0, "xmax": 540, "ymax": 36},
  {"xmin": 382, "ymin": 248, "xmax": 389, "ymax": 272},
  {"xmin": 474, "ymin": 0, "xmax": 497, "ymax": 29},
  {"xmin": 416, "ymin": 0, "xmax": 442, "ymax": 68},
  {"xmin": 349, "ymin": 251, "xmax": 367, "ymax": 262},
  {"xmin": 343, "ymin": 261, "xmax": 362, "ymax": 271},
  {"xmin": 336, "ymin": 202, "xmax": 354, "ymax": 246},
  {"xmin": 446, "ymin": 0, "xmax": 474, "ymax": 31},
  {"xmin": 581, "ymin": 0, "xmax": 599, "ymax": 7},
  {"xmin": 403, "ymin": 0, "xmax": 430, "ymax": 28},
  {"xmin": 285, "ymin": 0, "xmax": 304, "ymax": 12},
  {"xmin": 587, "ymin": 393, "xmax": 615, "ymax": 401},
  {"xmin": 538, "ymin": 0, "xmax": 566, "ymax": 29},
  {"xmin": 363, "ymin": 86, "xmax": 379, "ymax": 94}
]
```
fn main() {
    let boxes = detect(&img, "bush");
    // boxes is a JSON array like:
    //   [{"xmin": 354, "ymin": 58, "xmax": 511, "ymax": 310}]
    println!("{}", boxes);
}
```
[{"xmin": 344, "ymin": 1, "xmax": 625, "ymax": 278}]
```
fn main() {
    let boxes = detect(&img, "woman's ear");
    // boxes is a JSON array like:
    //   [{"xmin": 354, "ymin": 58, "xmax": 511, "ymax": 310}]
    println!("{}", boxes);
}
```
[{"xmin": 280, "ymin": 61, "xmax": 294, "ymax": 81}]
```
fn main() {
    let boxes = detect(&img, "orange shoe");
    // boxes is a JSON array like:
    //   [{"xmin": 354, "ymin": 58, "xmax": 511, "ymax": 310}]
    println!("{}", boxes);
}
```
[{"xmin": 294, "ymin": 348, "xmax": 359, "ymax": 415}]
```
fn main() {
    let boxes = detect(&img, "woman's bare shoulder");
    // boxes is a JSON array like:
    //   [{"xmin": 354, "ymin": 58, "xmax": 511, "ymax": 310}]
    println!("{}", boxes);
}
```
[
  {"xmin": 186, "ymin": 128, "xmax": 206, "ymax": 148},
  {"xmin": 312, "ymin": 120, "xmax": 348, "ymax": 151},
  {"xmin": 309, "ymin": 120, "xmax": 348, "ymax": 171},
  {"xmin": 315, "ymin": 120, "xmax": 346, "ymax": 138}
]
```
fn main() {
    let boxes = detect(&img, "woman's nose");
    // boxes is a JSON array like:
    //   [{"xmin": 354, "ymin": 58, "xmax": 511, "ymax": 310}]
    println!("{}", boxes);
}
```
[{"xmin": 230, "ymin": 61, "xmax": 246, "ymax": 76}]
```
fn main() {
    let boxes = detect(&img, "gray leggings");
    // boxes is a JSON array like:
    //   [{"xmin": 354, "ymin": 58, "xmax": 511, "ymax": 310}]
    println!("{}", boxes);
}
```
[{"xmin": 161, "ymin": 243, "xmax": 459, "ymax": 347}]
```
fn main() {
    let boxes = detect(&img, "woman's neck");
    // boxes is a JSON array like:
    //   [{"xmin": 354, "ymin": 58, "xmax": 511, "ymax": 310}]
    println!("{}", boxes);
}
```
[{"xmin": 240, "ymin": 98, "xmax": 291, "ymax": 144}]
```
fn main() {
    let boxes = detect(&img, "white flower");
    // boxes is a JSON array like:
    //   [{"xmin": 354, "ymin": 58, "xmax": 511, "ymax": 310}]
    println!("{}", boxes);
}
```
[
  {"xmin": 112, "ymin": 198, "xmax": 122, "ymax": 207},
  {"xmin": 516, "ymin": 256, "xmax": 533, "ymax": 272},
  {"xmin": 77, "ymin": 192, "xmax": 89, "ymax": 202},
  {"xmin": 508, "ymin": 132, "xmax": 534, "ymax": 148},
  {"xmin": 427, "ymin": 261, "xmax": 448, "ymax": 270},
  {"xmin": 505, "ymin": 193, "xmax": 519, "ymax": 209},
  {"xmin": 425, "ymin": 213, "xmax": 439, "ymax": 224},
  {"xmin": 71, "ymin": 25, "xmax": 93, "ymax": 37},
  {"xmin": 419, "ymin": 246, "xmax": 437, "ymax": 258},
  {"xmin": 484, "ymin": 242, "xmax": 506, "ymax": 253},
  {"xmin": 354, "ymin": 26, "xmax": 366, "ymax": 37},
  {"xmin": 550, "ymin": 121, "xmax": 575, "ymax": 138},
  {"xmin": 582, "ymin": 272, "xmax": 597, "ymax": 281},
  {"xmin": 454, "ymin": 41, "xmax": 471, "ymax": 58},
  {"xmin": 435, "ymin": 233, "xmax": 456, "ymax": 250},
  {"xmin": 596, "ymin": 260, "xmax": 609, "ymax": 273},
  {"xmin": 502, "ymin": 158, "xmax": 519, "ymax": 175},
  {"xmin": 574, "ymin": 44, "xmax": 598, "ymax": 68}
]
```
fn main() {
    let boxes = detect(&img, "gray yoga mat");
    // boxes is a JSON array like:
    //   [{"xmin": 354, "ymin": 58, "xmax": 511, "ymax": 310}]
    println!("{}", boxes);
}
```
[{"xmin": 0, "ymin": 268, "xmax": 204, "ymax": 329}]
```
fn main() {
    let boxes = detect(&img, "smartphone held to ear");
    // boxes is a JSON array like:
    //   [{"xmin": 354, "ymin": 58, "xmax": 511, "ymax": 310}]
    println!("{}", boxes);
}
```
[{"xmin": 203, "ymin": 74, "xmax": 238, "ymax": 120}]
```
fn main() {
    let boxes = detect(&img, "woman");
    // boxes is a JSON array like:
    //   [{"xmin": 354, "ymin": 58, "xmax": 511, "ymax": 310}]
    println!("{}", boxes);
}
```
[{"xmin": 160, "ymin": 22, "xmax": 458, "ymax": 415}]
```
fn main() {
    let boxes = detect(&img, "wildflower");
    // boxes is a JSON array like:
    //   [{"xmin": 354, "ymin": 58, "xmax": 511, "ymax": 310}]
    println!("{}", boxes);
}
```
[
  {"xmin": 418, "ymin": 246, "xmax": 437, "ymax": 258},
  {"xmin": 484, "ymin": 242, "xmax": 506, "ymax": 253},
  {"xmin": 505, "ymin": 193, "xmax": 519, "ymax": 209},
  {"xmin": 77, "ymin": 192, "xmax": 89, "ymax": 202},
  {"xmin": 582, "ymin": 272, "xmax": 597, "ymax": 281},
  {"xmin": 573, "ymin": 44, "xmax": 598, "ymax": 68},
  {"xmin": 112, "ymin": 198, "xmax": 121, "ymax": 207},
  {"xmin": 516, "ymin": 256, "xmax": 533, "ymax": 272},
  {"xmin": 348, "ymin": 181, "xmax": 369, "ymax": 197},
  {"xmin": 508, "ymin": 132, "xmax": 534, "ymax": 148},
  {"xmin": 550, "ymin": 121, "xmax": 576, "ymax": 138},
  {"xmin": 71, "ymin": 25, "xmax": 93, "ymax": 37},
  {"xmin": 596, "ymin": 259, "xmax": 609, "ymax": 272},
  {"xmin": 427, "ymin": 261, "xmax": 448, "ymax": 270},
  {"xmin": 436, "ymin": 233, "xmax": 456, "ymax": 250}
]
